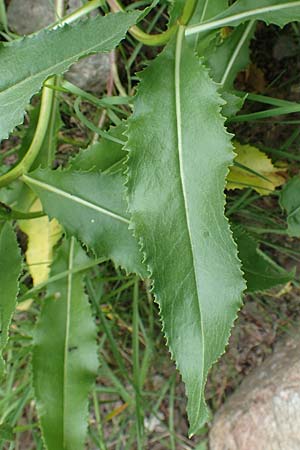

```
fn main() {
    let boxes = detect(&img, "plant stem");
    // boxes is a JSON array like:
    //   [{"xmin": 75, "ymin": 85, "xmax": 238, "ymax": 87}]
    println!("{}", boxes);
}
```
[
  {"xmin": 19, "ymin": 256, "xmax": 108, "ymax": 301},
  {"xmin": 180, "ymin": 0, "xmax": 198, "ymax": 25},
  {"xmin": 108, "ymin": 0, "xmax": 196, "ymax": 45},
  {"xmin": 107, "ymin": 0, "xmax": 176, "ymax": 46},
  {"xmin": 0, "ymin": 207, "xmax": 45, "ymax": 220},
  {"xmin": 55, "ymin": 0, "xmax": 64, "ymax": 19},
  {"xmin": 0, "ymin": 81, "xmax": 55, "ymax": 188},
  {"xmin": 92, "ymin": 391, "xmax": 108, "ymax": 450},
  {"xmin": 132, "ymin": 278, "xmax": 144, "ymax": 449},
  {"xmin": 47, "ymin": 0, "xmax": 103, "ymax": 30}
]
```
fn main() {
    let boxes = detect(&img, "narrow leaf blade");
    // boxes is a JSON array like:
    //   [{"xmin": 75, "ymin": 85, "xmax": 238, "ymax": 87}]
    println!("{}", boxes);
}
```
[
  {"xmin": 33, "ymin": 238, "xmax": 98, "ymax": 450},
  {"xmin": 0, "ymin": 11, "xmax": 138, "ymax": 143},
  {"xmin": 126, "ymin": 32, "xmax": 245, "ymax": 434},
  {"xmin": 216, "ymin": 0, "xmax": 300, "ymax": 28},
  {"xmin": 0, "ymin": 223, "xmax": 22, "ymax": 373},
  {"xmin": 23, "ymin": 169, "xmax": 146, "ymax": 277},
  {"xmin": 186, "ymin": 1, "xmax": 300, "ymax": 35}
]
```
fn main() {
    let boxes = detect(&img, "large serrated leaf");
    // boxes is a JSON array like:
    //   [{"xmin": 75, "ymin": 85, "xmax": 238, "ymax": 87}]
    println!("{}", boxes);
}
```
[
  {"xmin": 0, "ymin": 11, "xmax": 138, "ymax": 143},
  {"xmin": 0, "ymin": 223, "xmax": 22, "ymax": 373},
  {"xmin": 186, "ymin": 0, "xmax": 300, "ymax": 36},
  {"xmin": 126, "ymin": 30, "xmax": 245, "ymax": 434},
  {"xmin": 22, "ymin": 169, "xmax": 146, "ymax": 277},
  {"xmin": 32, "ymin": 238, "xmax": 98, "ymax": 450}
]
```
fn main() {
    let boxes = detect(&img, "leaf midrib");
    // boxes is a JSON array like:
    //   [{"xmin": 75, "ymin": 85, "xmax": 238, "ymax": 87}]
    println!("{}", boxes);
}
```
[
  {"xmin": 220, "ymin": 20, "xmax": 254, "ymax": 86},
  {"xmin": 185, "ymin": 1, "xmax": 300, "ymax": 36},
  {"xmin": 174, "ymin": 26, "xmax": 204, "ymax": 422},
  {"xmin": 200, "ymin": 0, "xmax": 209, "ymax": 22},
  {"xmin": 63, "ymin": 237, "xmax": 74, "ymax": 447},
  {"xmin": 22, "ymin": 174, "xmax": 130, "ymax": 225},
  {"xmin": 287, "ymin": 203, "xmax": 300, "ymax": 219}
]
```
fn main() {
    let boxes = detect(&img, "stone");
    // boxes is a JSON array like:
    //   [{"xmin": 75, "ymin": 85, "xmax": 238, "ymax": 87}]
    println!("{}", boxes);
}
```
[
  {"xmin": 7, "ymin": 0, "xmax": 110, "ymax": 93},
  {"xmin": 209, "ymin": 331, "xmax": 300, "ymax": 450}
]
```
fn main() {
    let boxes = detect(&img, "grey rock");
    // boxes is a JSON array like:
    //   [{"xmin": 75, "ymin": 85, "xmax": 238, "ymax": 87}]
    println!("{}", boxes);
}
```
[
  {"xmin": 65, "ymin": 52, "xmax": 110, "ymax": 94},
  {"xmin": 8, "ymin": 0, "xmax": 55, "ymax": 34},
  {"xmin": 7, "ymin": 0, "xmax": 110, "ymax": 93},
  {"xmin": 209, "ymin": 331, "xmax": 300, "ymax": 450}
]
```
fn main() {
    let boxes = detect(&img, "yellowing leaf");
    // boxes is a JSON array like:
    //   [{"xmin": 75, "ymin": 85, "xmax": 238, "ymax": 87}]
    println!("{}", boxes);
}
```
[
  {"xmin": 19, "ymin": 199, "xmax": 62, "ymax": 286},
  {"xmin": 220, "ymin": 27, "xmax": 232, "ymax": 39},
  {"xmin": 17, "ymin": 299, "xmax": 34, "ymax": 312},
  {"xmin": 227, "ymin": 142, "xmax": 286, "ymax": 195},
  {"xmin": 104, "ymin": 403, "xmax": 128, "ymax": 422}
]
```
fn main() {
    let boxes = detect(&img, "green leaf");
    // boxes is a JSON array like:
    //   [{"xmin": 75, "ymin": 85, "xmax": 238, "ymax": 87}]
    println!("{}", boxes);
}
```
[
  {"xmin": 126, "ymin": 30, "xmax": 245, "ymax": 435},
  {"xmin": 221, "ymin": 90, "xmax": 246, "ymax": 118},
  {"xmin": 187, "ymin": 0, "xmax": 228, "ymax": 52},
  {"xmin": 22, "ymin": 169, "xmax": 145, "ymax": 277},
  {"xmin": 186, "ymin": 0, "xmax": 300, "ymax": 36},
  {"xmin": 0, "ymin": 423, "xmax": 14, "ymax": 442},
  {"xmin": 206, "ymin": 22, "xmax": 255, "ymax": 88},
  {"xmin": 280, "ymin": 176, "xmax": 300, "ymax": 237},
  {"xmin": 69, "ymin": 123, "xmax": 126, "ymax": 172},
  {"xmin": 33, "ymin": 90, "xmax": 63, "ymax": 169},
  {"xmin": 217, "ymin": 0, "xmax": 300, "ymax": 27},
  {"xmin": 0, "ymin": 11, "xmax": 138, "ymax": 143},
  {"xmin": 168, "ymin": 0, "xmax": 185, "ymax": 24},
  {"xmin": 191, "ymin": 0, "xmax": 228, "ymax": 23},
  {"xmin": 189, "ymin": 3, "xmax": 252, "ymax": 119},
  {"xmin": 32, "ymin": 238, "xmax": 98, "ymax": 450},
  {"xmin": 0, "ymin": 0, "xmax": 8, "ymax": 33},
  {"xmin": 203, "ymin": 22, "xmax": 254, "ymax": 117},
  {"xmin": 0, "ymin": 223, "xmax": 22, "ymax": 373},
  {"xmin": 233, "ymin": 226, "xmax": 294, "ymax": 292},
  {"xmin": 169, "ymin": 0, "xmax": 227, "ymax": 25}
]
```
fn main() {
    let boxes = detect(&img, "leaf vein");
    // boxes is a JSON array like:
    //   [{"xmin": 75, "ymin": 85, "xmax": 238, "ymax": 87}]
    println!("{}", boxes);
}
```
[{"xmin": 22, "ymin": 174, "xmax": 130, "ymax": 225}]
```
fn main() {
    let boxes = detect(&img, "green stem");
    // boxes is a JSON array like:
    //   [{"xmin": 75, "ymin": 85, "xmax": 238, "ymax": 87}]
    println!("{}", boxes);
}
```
[
  {"xmin": 108, "ymin": 0, "xmax": 197, "ymax": 45},
  {"xmin": 0, "ymin": 80, "xmax": 55, "ymax": 188},
  {"xmin": 46, "ymin": 0, "xmax": 103, "ymax": 30},
  {"xmin": 18, "ymin": 256, "xmax": 108, "ymax": 301},
  {"xmin": 130, "ymin": 22, "xmax": 176, "ymax": 46},
  {"xmin": 55, "ymin": 0, "xmax": 64, "ymax": 18},
  {"xmin": 107, "ymin": 0, "xmax": 176, "ymax": 46},
  {"xmin": 180, "ymin": 0, "xmax": 198, "ymax": 25},
  {"xmin": 92, "ymin": 391, "xmax": 108, "ymax": 450},
  {"xmin": 132, "ymin": 278, "xmax": 144, "ymax": 449},
  {"xmin": 0, "ymin": 205, "xmax": 45, "ymax": 220}
]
